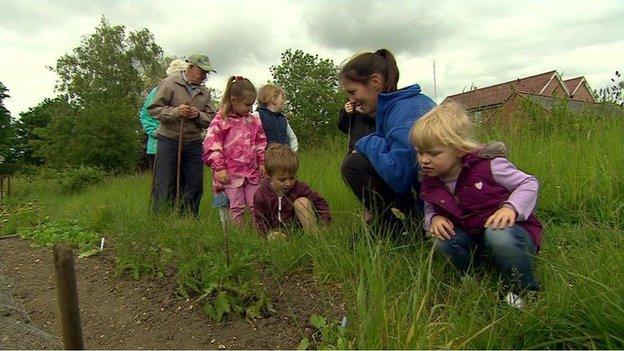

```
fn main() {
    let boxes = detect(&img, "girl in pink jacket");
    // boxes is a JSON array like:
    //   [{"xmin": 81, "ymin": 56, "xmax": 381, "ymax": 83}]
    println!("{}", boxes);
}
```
[{"xmin": 203, "ymin": 77, "xmax": 268, "ymax": 224}]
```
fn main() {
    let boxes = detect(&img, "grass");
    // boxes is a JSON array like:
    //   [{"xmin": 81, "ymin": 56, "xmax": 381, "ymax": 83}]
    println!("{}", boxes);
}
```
[{"xmin": 2, "ymin": 103, "xmax": 623, "ymax": 348}]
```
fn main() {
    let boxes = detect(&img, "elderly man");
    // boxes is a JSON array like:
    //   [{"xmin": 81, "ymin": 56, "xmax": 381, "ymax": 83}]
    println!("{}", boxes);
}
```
[{"xmin": 148, "ymin": 53, "xmax": 216, "ymax": 217}]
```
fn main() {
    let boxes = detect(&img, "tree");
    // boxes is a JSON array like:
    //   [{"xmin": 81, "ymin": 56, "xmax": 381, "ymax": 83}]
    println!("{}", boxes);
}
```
[
  {"xmin": 12, "ymin": 98, "xmax": 60, "ymax": 167},
  {"xmin": 270, "ymin": 49, "xmax": 344, "ymax": 145},
  {"xmin": 43, "ymin": 16, "xmax": 164, "ymax": 171},
  {"xmin": 13, "ymin": 97, "xmax": 76, "ymax": 169},
  {"xmin": 0, "ymin": 82, "xmax": 16, "ymax": 174}
]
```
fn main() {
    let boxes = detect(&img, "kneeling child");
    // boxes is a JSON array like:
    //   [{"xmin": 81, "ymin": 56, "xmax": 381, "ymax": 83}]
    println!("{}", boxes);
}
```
[{"xmin": 253, "ymin": 144, "xmax": 331, "ymax": 238}]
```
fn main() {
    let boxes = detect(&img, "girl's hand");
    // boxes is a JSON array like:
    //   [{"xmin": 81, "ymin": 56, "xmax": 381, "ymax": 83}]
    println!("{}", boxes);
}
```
[
  {"xmin": 344, "ymin": 101, "xmax": 354, "ymax": 114},
  {"xmin": 259, "ymin": 165, "xmax": 266, "ymax": 177},
  {"xmin": 484, "ymin": 205, "xmax": 517, "ymax": 229},
  {"xmin": 215, "ymin": 170, "xmax": 229, "ymax": 184},
  {"xmin": 430, "ymin": 215, "xmax": 455, "ymax": 240}
]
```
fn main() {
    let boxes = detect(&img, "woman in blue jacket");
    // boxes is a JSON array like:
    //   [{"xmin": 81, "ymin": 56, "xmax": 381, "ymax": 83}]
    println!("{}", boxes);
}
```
[{"xmin": 340, "ymin": 49, "xmax": 436, "ymax": 237}]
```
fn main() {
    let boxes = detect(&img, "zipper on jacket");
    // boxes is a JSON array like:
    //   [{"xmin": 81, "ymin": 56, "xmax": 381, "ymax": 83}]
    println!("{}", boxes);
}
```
[{"xmin": 278, "ymin": 196, "xmax": 282, "ymax": 223}]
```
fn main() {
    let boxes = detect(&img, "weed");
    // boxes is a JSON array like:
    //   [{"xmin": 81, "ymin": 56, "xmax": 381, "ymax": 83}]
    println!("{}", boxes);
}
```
[
  {"xmin": 0, "ymin": 201, "xmax": 44, "ymax": 235},
  {"xmin": 298, "ymin": 314, "xmax": 351, "ymax": 350},
  {"xmin": 179, "ymin": 249, "xmax": 275, "ymax": 323}
]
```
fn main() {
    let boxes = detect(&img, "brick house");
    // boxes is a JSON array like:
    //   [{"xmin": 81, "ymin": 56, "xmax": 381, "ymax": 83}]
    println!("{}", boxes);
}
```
[{"xmin": 443, "ymin": 70, "xmax": 595, "ymax": 120}]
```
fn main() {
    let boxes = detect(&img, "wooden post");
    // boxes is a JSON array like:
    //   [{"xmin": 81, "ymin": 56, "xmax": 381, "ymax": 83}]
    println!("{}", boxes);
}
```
[
  {"xmin": 0, "ymin": 174, "xmax": 4, "ymax": 198},
  {"xmin": 6, "ymin": 174, "xmax": 10, "ymax": 198},
  {"xmin": 54, "ymin": 244, "xmax": 85, "ymax": 350}
]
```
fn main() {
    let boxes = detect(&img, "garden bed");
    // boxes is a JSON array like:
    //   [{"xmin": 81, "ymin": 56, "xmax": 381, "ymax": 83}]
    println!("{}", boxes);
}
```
[{"xmin": 0, "ymin": 237, "xmax": 346, "ymax": 349}]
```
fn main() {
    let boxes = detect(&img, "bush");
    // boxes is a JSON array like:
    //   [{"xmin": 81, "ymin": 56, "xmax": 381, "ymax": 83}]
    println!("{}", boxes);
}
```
[{"xmin": 59, "ymin": 166, "xmax": 106, "ymax": 194}]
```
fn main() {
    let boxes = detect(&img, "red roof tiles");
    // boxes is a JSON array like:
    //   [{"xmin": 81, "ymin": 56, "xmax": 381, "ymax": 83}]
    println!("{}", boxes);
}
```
[
  {"xmin": 563, "ymin": 77, "xmax": 584, "ymax": 95},
  {"xmin": 445, "ymin": 71, "xmax": 558, "ymax": 111}
]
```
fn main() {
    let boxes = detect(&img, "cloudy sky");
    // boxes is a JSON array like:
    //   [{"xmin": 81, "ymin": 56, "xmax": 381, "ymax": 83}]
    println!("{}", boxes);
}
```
[{"xmin": 1, "ymin": 0, "xmax": 623, "ymax": 116}]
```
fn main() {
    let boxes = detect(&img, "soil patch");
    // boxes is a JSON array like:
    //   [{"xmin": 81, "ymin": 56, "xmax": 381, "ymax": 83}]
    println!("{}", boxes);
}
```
[{"xmin": 0, "ymin": 237, "xmax": 346, "ymax": 349}]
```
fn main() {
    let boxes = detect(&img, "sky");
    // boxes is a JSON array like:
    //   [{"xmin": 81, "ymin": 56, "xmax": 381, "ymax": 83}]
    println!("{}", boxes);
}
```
[{"xmin": 1, "ymin": 0, "xmax": 623, "ymax": 116}]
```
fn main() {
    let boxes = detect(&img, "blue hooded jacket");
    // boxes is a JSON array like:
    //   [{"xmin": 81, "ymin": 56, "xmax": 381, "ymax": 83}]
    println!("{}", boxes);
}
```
[
  {"xmin": 139, "ymin": 87, "xmax": 160, "ymax": 155},
  {"xmin": 354, "ymin": 84, "xmax": 436, "ymax": 194}
]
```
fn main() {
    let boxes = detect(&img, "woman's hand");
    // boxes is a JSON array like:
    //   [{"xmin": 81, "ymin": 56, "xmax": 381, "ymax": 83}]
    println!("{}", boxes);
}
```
[
  {"xmin": 430, "ymin": 215, "xmax": 455, "ymax": 240},
  {"xmin": 484, "ymin": 205, "xmax": 517, "ymax": 229},
  {"xmin": 215, "ymin": 170, "xmax": 229, "ymax": 184}
]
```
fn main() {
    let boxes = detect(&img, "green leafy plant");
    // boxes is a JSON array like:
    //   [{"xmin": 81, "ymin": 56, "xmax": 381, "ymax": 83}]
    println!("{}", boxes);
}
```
[
  {"xmin": 18, "ymin": 219, "xmax": 99, "ymax": 255},
  {"xmin": 178, "ymin": 249, "xmax": 275, "ymax": 323},
  {"xmin": 116, "ymin": 245, "xmax": 174, "ymax": 280},
  {"xmin": 0, "ymin": 201, "xmax": 44, "ymax": 235},
  {"xmin": 299, "ymin": 314, "xmax": 351, "ymax": 350}
]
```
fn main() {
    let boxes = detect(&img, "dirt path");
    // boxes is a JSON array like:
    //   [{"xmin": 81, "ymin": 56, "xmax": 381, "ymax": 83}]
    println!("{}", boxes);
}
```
[{"xmin": 0, "ymin": 237, "xmax": 346, "ymax": 349}]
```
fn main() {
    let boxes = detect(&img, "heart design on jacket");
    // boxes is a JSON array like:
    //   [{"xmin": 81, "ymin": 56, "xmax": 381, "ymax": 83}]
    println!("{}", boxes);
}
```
[{"xmin": 474, "ymin": 181, "xmax": 483, "ymax": 190}]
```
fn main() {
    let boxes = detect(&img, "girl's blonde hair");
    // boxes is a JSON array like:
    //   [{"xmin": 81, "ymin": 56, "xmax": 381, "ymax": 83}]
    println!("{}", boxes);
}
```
[
  {"xmin": 257, "ymin": 84, "xmax": 284, "ymax": 107},
  {"xmin": 220, "ymin": 76, "xmax": 256, "ymax": 115},
  {"xmin": 409, "ymin": 101, "xmax": 480, "ymax": 152}
]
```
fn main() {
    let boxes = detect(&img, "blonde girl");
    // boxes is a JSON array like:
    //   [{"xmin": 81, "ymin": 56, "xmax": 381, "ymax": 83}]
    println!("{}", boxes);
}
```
[
  {"xmin": 256, "ymin": 84, "xmax": 298, "ymax": 151},
  {"xmin": 410, "ymin": 101, "xmax": 543, "ymax": 308}
]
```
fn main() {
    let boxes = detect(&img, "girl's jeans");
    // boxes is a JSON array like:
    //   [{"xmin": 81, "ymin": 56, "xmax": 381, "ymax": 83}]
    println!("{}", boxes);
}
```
[
  {"xmin": 436, "ymin": 225, "xmax": 540, "ymax": 292},
  {"xmin": 224, "ymin": 180, "xmax": 260, "ymax": 224}
]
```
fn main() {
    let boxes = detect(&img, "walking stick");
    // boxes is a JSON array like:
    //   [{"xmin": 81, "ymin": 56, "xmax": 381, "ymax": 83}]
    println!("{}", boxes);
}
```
[
  {"xmin": 175, "ymin": 105, "xmax": 187, "ymax": 208},
  {"xmin": 148, "ymin": 144, "xmax": 158, "ymax": 213}
]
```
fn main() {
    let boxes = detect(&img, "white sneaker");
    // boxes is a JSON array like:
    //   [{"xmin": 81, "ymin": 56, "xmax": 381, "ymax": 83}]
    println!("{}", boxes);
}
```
[{"xmin": 504, "ymin": 292, "xmax": 525, "ymax": 309}]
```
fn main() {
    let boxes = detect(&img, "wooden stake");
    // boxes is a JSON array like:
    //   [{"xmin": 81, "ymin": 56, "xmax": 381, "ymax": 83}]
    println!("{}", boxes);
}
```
[{"xmin": 54, "ymin": 244, "xmax": 85, "ymax": 350}]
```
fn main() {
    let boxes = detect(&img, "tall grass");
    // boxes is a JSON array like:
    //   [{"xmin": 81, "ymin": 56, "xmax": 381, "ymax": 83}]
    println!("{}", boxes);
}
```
[{"xmin": 2, "ymin": 103, "xmax": 623, "ymax": 348}]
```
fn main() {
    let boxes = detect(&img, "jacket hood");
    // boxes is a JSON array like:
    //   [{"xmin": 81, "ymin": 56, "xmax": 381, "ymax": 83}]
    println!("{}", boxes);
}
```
[
  {"xmin": 377, "ymin": 84, "xmax": 422, "ymax": 117},
  {"xmin": 463, "ymin": 141, "xmax": 508, "ymax": 166},
  {"xmin": 477, "ymin": 141, "xmax": 508, "ymax": 159}
]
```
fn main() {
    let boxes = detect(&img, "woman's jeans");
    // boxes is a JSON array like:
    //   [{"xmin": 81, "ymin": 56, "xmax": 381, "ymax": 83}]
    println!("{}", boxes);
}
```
[{"xmin": 436, "ymin": 225, "xmax": 540, "ymax": 292}]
